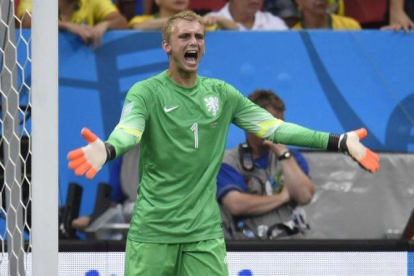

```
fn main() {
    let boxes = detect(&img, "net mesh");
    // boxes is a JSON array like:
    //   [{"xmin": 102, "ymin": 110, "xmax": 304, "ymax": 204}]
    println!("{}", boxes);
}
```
[{"xmin": 0, "ymin": 0, "xmax": 32, "ymax": 274}]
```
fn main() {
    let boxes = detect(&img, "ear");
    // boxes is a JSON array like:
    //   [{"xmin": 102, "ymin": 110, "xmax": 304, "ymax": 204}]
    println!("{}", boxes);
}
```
[{"xmin": 162, "ymin": 40, "xmax": 171, "ymax": 54}]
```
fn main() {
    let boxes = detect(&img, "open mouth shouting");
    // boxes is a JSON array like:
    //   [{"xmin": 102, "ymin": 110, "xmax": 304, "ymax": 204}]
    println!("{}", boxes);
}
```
[{"xmin": 183, "ymin": 49, "xmax": 199, "ymax": 67}]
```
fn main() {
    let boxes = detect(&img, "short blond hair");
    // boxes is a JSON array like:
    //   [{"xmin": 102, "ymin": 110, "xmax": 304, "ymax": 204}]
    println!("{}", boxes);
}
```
[{"xmin": 162, "ymin": 11, "xmax": 206, "ymax": 42}]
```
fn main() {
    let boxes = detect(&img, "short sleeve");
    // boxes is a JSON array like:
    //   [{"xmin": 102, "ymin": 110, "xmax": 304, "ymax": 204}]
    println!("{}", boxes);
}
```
[
  {"xmin": 216, "ymin": 163, "xmax": 248, "ymax": 201},
  {"xmin": 129, "ymin": 15, "xmax": 155, "ymax": 27},
  {"xmin": 91, "ymin": 0, "xmax": 118, "ymax": 23}
]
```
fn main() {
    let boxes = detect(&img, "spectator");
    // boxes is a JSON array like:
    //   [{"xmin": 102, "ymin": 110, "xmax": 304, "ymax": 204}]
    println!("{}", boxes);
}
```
[
  {"xmin": 293, "ymin": 0, "xmax": 361, "ymax": 30},
  {"xmin": 264, "ymin": 0, "xmax": 343, "ymax": 28},
  {"xmin": 72, "ymin": 145, "xmax": 140, "ymax": 231},
  {"xmin": 341, "ymin": 0, "xmax": 413, "ymax": 32},
  {"xmin": 130, "ymin": 0, "xmax": 238, "ymax": 30},
  {"xmin": 381, "ymin": 0, "xmax": 414, "ymax": 33},
  {"xmin": 208, "ymin": 0, "xmax": 288, "ymax": 30},
  {"xmin": 264, "ymin": 0, "xmax": 301, "ymax": 28},
  {"xmin": 116, "ymin": 0, "xmax": 155, "ymax": 21},
  {"xmin": 117, "ymin": 0, "xmax": 228, "ymax": 19},
  {"xmin": 17, "ymin": 0, "xmax": 128, "ymax": 48},
  {"xmin": 217, "ymin": 90, "xmax": 314, "ymax": 239}
]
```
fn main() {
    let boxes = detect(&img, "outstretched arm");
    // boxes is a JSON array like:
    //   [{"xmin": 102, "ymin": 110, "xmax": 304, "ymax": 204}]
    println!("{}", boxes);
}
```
[
  {"xmin": 269, "ymin": 123, "xmax": 379, "ymax": 173},
  {"xmin": 68, "ymin": 83, "xmax": 148, "ymax": 178},
  {"xmin": 230, "ymin": 90, "xmax": 379, "ymax": 173}
]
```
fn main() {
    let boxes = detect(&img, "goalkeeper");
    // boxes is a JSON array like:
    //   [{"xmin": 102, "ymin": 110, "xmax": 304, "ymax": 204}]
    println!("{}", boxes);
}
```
[{"xmin": 68, "ymin": 10, "xmax": 379, "ymax": 276}]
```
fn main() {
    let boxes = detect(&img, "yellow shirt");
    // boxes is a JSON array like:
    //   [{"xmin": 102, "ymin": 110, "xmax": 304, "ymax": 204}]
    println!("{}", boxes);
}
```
[
  {"xmin": 328, "ymin": 0, "xmax": 344, "ymax": 16},
  {"xmin": 18, "ymin": 0, "xmax": 118, "ymax": 26},
  {"xmin": 129, "ymin": 14, "xmax": 156, "ymax": 27},
  {"xmin": 293, "ymin": 14, "xmax": 361, "ymax": 30},
  {"xmin": 129, "ymin": 14, "xmax": 219, "ymax": 31}
]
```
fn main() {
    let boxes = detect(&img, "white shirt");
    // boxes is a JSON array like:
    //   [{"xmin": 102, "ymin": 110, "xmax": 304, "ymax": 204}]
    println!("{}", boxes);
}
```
[{"xmin": 209, "ymin": 3, "xmax": 288, "ymax": 31}]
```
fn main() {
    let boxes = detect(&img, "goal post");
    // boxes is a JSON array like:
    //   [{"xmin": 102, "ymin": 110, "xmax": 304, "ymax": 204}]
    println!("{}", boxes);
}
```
[
  {"xmin": 32, "ymin": 0, "xmax": 59, "ymax": 276},
  {"xmin": 0, "ymin": 0, "xmax": 58, "ymax": 275}
]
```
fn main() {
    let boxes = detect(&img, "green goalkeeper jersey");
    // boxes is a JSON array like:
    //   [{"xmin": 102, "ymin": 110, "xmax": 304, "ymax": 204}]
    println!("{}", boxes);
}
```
[{"xmin": 107, "ymin": 71, "xmax": 329, "ymax": 243}]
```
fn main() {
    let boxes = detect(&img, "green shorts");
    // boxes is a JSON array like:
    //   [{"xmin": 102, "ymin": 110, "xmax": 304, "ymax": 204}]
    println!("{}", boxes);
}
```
[{"xmin": 124, "ymin": 238, "xmax": 229, "ymax": 276}]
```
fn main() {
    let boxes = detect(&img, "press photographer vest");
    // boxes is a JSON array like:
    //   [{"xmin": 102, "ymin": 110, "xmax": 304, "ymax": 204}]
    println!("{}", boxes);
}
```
[{"xmin": 219, "ymin": 145, "xmax": 308, "ymax": 240}]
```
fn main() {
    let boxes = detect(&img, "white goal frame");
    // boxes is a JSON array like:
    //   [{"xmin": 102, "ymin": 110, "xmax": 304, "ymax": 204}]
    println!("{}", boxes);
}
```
[
  {"xmin": 32, "ymin": 0, "xmax": 58, "ymax": 275},
  {"xmin": 1, "ymin": 0, "xmax": 58, "ymax": 275}
]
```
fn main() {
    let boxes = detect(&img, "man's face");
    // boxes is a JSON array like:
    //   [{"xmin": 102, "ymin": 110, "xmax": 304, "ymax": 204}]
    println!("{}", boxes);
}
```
[
  {"xmin": 297, "ymin": 0, "xmax": 327, "ymax": 15},
  {"xmin": 163, "ymin": 19, "xmax": 205, "ymax": 74},
  {"xmin": 157, "ymin": 0, "xmax": 189, "ymax": 13},
  {"xmin": 232, "ymin": 0, "xmax": 263, "ymax": 17}
]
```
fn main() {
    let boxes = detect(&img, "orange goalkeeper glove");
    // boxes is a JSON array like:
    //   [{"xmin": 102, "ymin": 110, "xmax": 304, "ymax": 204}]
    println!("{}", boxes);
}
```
[
  {"xmin": 67, "ymin": 128, "xmax": 109, "ymax": 179},
  {"xmin": 338, "ymin": 128, "xmax": 379, "ymax": 173}
]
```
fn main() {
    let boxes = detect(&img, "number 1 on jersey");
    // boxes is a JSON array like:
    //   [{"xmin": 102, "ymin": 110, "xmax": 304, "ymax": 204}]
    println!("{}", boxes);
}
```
[{"xmin": 190, "ymin": 123, "xmax": 199, "ymax": 149}]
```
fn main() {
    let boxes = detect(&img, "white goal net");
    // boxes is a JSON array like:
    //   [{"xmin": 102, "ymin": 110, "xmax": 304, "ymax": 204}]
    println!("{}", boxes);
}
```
[{"xmin": 0, "ymin": 0, "xmax": 58, "ymax": 275}]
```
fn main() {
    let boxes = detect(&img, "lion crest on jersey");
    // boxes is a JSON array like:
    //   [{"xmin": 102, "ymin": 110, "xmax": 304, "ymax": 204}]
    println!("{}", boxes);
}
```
[{"xmin": 204, "ymin": 96, "xmax": 219, "ymax": 116}]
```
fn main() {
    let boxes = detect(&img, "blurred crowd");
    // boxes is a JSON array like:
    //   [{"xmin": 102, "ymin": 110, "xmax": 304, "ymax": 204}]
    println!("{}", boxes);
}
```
[{"xmin": 14, "ymin": 0, "xmax": 414, "ymax": 48}]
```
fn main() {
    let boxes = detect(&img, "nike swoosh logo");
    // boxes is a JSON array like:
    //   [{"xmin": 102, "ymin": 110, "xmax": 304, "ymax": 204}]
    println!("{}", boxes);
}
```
[{"xmin": 164, "ymin": 106, "xmax": 179, "ymax": 113}]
